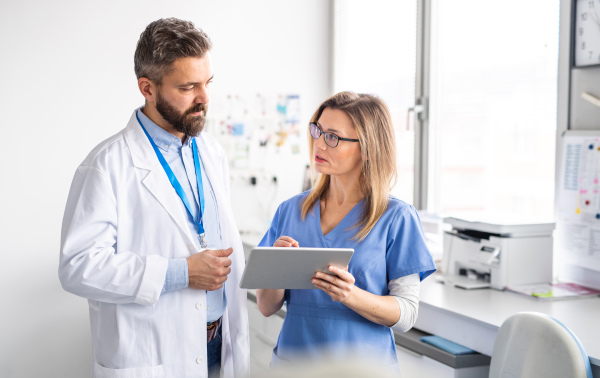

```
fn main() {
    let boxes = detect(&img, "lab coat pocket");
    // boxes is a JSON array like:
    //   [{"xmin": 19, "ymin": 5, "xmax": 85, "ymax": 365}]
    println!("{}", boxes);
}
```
[{"xmin": 94, "ymin": 362, "xmax": 166, "ymax": 378}]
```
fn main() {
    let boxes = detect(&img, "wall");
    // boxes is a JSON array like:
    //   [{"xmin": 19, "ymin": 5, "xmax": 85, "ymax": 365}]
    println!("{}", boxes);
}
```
[{"xmin": 0, "ymin": 1, "xmax": 330, "ymax": 377}]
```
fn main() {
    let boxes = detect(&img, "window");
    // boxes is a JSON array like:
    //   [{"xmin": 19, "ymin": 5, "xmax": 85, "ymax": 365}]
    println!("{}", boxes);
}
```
[
  {"xmin": 427, "ymin": 0, "xmax": 560, "ymax": 218},
  {"xmin": 333, "ymin": 0, "xmax": 418, "ymax": 203},
  {"xmin": 333, "ymin": 0, "xmax": 560, "ymax": 220}
]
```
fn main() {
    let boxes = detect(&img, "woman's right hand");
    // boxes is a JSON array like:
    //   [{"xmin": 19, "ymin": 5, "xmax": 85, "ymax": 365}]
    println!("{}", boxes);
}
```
[
  {"xmin": 257, "ymin": 236, "xmax": 297, "ymax": 317},
  {"xmin": 273, "ymin": 235, "xmax": 299, "ymax": 247}
]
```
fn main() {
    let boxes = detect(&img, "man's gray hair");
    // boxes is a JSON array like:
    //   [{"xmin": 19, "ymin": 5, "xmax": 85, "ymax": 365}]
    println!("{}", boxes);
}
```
[{"xmin": 134, "ymin": 18, "xmax": 212, "ymax": 85}]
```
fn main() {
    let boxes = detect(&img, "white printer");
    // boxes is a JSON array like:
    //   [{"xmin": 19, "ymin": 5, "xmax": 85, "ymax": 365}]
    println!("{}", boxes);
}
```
[{"xmin": 440, "ymin": 215, "xmax": 555, "ymax": 290}]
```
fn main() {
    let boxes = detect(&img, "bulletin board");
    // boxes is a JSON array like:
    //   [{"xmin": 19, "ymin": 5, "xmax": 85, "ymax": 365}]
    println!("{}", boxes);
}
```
[{"xmin": 557, "ymin": 130, "xmax": 600, "ymax": 289}]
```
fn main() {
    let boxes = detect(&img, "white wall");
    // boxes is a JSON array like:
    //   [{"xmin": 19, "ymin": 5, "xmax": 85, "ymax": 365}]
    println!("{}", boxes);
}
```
[{"xmin": 0, "ymin": 1, "xmax": 330, "ymax": 377}]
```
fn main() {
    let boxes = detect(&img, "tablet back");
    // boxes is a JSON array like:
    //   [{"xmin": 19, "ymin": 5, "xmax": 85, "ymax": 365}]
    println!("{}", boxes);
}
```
[{"xmin": 239, "ymin": 247, "xmax": 354, "ymax": 289}]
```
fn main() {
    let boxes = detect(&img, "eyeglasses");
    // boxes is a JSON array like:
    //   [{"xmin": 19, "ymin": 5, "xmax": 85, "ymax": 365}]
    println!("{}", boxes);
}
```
[{"xmin": 309, "ymin": 123, "xmax": 359, "ymax": 148}]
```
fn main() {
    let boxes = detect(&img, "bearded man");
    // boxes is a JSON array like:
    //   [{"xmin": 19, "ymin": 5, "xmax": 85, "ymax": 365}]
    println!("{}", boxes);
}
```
[{"xmin": 59, "ymin": 18, "xmax": 250, "ymax": 378}]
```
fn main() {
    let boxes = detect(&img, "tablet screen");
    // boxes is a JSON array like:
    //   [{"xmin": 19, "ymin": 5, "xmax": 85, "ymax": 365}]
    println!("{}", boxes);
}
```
[{"xmin": 240, "ymin": 247, "xmax": 354, "ymax": 289}]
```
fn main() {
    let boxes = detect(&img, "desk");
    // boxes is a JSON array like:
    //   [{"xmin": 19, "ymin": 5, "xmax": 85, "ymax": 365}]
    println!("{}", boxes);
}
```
[{"xmin": 416, "ymin": 276, "xmax": 600, "ymax": 372}]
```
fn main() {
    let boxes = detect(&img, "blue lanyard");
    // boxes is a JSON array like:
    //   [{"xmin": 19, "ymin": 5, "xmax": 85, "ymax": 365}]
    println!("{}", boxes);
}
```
[{"xmin": 136, "ymin": 113, "xmax": 206, "ymax": 244}]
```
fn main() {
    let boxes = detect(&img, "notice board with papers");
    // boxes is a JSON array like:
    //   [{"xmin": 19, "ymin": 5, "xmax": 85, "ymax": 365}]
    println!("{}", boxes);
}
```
[{"xmin": 556, "ymin": 130, "xmax": 600, "ymax": 290}]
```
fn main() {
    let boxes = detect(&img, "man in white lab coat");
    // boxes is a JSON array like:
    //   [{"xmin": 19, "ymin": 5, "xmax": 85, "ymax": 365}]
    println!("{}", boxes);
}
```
[{"xmin": 59, "ymin": 18, "xmax": 249, "ymax": 378}]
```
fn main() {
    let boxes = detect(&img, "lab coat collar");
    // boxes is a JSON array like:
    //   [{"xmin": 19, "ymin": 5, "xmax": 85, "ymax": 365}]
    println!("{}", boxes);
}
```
[
  {"xmin": 123, "ymin": 109, "xmax": 199, "ymax": 248},
  {"xmin": 124, "ymin": 110, "xmax": 158, "ymax": 171}
]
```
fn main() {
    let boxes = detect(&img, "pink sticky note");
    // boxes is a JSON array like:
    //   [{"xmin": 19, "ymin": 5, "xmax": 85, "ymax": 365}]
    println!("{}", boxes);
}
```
[{"xmin": 580, "ymin": 190, "xmax": 588, "ymax": 194}]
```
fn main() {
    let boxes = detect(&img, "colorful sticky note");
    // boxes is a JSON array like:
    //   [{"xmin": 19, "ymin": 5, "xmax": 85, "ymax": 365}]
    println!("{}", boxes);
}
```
[{"xmin": 532, "ymin": 290, "xmax": 553, "ymax": 298}]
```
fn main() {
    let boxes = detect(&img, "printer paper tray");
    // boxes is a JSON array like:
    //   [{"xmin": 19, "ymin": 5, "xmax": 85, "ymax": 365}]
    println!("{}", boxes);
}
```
[{"xmin": 437, "ymin": 274, "xmax": 491, "ymax": 290}]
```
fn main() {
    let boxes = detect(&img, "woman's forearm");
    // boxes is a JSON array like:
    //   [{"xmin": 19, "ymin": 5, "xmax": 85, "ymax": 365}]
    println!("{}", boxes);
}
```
[
  {"xmin": 342, "ymin": 287, "xmax": 400, "ymax": 327},
  {"xmin": 256, "ymin": 289, "xmax": 285, "ymax": 317},
  {"xmin": 256, "ymin": 235, "xmax": 298, "ymax": 316}
]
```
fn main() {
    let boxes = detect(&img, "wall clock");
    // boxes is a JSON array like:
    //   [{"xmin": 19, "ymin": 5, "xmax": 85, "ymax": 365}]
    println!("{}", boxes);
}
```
[{"xmin": 574, "ymin": 0, "xmax": 600, "ymax": 67}]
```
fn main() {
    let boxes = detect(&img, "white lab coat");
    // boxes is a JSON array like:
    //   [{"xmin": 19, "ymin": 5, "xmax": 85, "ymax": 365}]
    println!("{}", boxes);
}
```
[{"xmin": 59, "ymin": 110, "xmax": 250, "ymax": 378}]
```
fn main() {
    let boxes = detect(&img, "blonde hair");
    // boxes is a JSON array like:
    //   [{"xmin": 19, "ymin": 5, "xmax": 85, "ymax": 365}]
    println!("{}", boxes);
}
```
[{"xmin": 301, "ymin": 92, "xmax": 397, "ymax": 241}]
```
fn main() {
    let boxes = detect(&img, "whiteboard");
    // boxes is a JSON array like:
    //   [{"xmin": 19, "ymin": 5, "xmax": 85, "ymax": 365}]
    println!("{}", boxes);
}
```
[{"xmin": 557, "ymin": 131, "xmax": 600, "ymax": 289}]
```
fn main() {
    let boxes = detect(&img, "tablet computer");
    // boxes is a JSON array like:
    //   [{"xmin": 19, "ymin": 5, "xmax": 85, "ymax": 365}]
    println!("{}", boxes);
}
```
[{"xmin": 239, "ymin": 247, "xmax": 354, "ymax": 289}]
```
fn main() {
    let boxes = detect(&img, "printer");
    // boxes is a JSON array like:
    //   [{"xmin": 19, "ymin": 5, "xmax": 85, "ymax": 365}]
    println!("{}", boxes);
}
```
[{"xmin": 441, "ymin": 215, "xmax": 555, "ymax": 290}]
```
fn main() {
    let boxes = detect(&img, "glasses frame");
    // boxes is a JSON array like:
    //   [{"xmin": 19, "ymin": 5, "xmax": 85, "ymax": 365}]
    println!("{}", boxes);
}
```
[{"xmin": 309, "ymin": 123, "xmax": 359, "ymax": 148}]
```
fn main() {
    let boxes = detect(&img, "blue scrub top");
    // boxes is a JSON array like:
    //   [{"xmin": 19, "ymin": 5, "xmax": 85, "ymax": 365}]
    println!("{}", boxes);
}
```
[{"xmin": 259, "ymin": 191, "xmax": 437, "ymax": 367}]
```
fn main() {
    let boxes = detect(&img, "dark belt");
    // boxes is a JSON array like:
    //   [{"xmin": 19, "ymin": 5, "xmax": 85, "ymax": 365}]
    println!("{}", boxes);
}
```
[{"xmin": 207, "ymin": 317, "xmax": 221, "ymax": 343}]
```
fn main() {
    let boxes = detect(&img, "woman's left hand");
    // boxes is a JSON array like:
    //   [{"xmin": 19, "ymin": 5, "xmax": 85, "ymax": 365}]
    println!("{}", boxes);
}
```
[{"xmin": 312, "ymin": 265, "xmax": 356, "ymax": 303}]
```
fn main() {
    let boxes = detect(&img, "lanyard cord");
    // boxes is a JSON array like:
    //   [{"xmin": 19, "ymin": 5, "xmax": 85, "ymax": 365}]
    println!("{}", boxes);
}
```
[{"xmin": 136, "ymin": 112, "xmax": 206, "ymax": 237}]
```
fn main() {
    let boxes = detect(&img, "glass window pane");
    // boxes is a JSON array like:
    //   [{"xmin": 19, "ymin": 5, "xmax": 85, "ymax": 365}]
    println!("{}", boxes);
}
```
[
  {"xmin": 333, "ymin": 0, "xmax": 417, "ymax": 203},
  {"xmin": 428, "ymin": 0, "xmax": 560, "ymax": 219}
]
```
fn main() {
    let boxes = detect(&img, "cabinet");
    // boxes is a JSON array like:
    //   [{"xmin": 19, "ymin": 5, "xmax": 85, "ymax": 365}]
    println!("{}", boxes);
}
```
[
  {"xmin": 247, "ymin": 297, "xmax": 284, "ymax": 376},
  {"xmin": 395, "ymin": 328, "xmax": 490, "ymax": 378}
]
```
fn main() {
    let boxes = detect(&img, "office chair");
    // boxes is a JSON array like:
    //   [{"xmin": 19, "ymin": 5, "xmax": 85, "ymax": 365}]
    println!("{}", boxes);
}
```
[{"xmin": 489, "ymin": 312, "xmax": 592, "ymax": 378}]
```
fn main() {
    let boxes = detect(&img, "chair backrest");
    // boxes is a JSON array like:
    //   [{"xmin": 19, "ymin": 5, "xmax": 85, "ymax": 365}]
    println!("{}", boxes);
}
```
[{"xmin": 489, "ymin": 312, "xmax": 592, "ymax": 378}]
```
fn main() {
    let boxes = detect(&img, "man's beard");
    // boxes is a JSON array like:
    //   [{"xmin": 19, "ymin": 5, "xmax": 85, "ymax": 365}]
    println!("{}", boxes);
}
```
[{"xmin": 155, "ymin": 91, "xmax": 208, "ymax": 137}]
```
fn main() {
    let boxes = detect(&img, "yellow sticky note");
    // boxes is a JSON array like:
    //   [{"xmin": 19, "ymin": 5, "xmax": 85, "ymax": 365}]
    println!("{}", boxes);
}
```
[{"xmin": 532, "ymin": 290, "xmax": 553, "ymax": 298}]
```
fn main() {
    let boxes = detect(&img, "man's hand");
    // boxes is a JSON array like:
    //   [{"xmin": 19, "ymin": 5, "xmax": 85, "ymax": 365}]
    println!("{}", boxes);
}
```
[{"xmin": 187, "ymin": 248, "xmax": 233, "ymax": 291}]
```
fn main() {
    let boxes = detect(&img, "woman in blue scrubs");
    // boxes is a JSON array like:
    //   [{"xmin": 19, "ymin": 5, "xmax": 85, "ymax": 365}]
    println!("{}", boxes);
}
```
[{"xmin": 256, "ymin": 92, "xmax": 436, "ymax": 370}]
